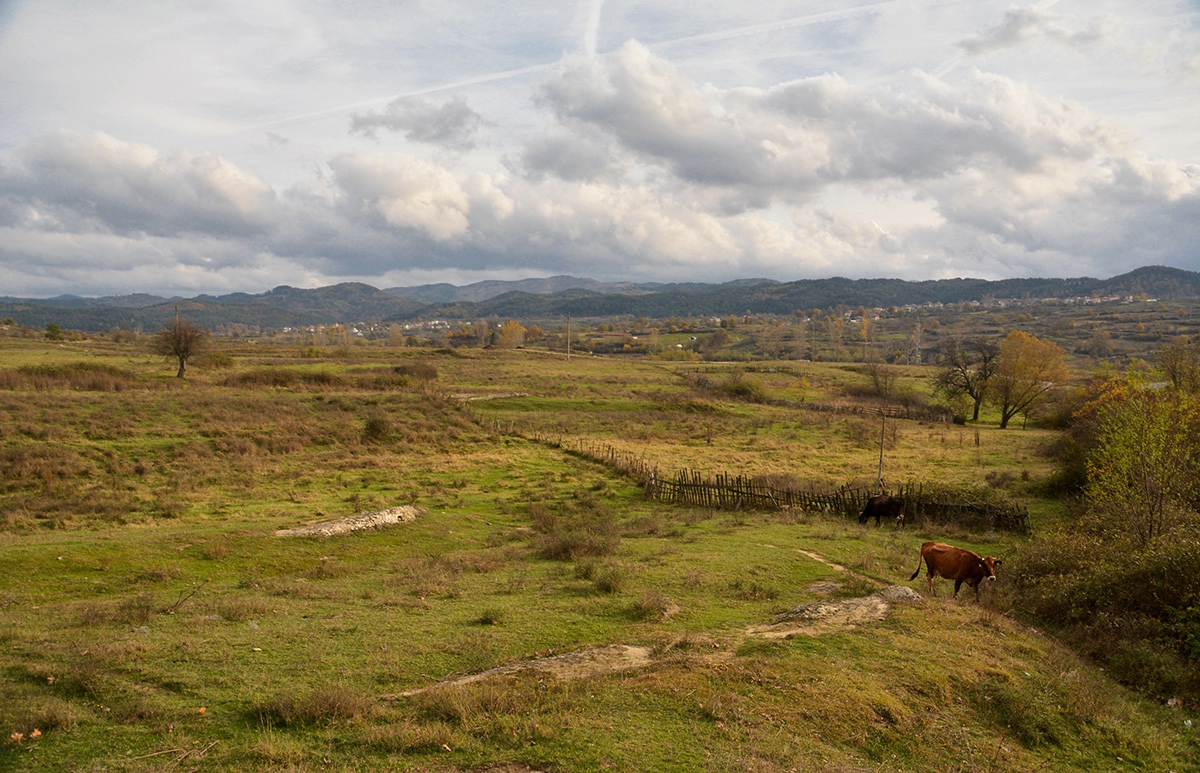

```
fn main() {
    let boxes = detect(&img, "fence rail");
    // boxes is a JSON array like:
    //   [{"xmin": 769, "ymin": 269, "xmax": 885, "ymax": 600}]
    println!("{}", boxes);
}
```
[{"xmin": 470, "ymin": 413, "xmax": 1030, "ymax": 533}]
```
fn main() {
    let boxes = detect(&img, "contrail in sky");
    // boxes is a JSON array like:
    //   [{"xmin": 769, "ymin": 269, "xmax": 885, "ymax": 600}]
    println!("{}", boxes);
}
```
[
  {"xmin": 243, "ymin": 0, "xmax": 903, "ymax": 133},
  {"xmin": 584, "ymin": 0, "xmax": 605, "ymax": 59},
  {"xmin": 651, "ymin": 0, "xmax": 901, "ymax": 51}
]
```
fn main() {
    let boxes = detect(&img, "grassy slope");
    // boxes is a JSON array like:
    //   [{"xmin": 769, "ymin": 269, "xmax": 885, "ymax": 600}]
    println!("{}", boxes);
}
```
[{"xmin": 0, "ymin": 339, "xmax": 1195, "ymax": 771}]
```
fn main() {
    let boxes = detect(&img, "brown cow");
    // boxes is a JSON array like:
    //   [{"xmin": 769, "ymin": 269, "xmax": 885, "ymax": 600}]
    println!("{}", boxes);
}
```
[
  {"xmin": 859, "ymin": 495, "xmax": 905, "ymax": 527},
  {"xmin": 909, "ymin": 541, "xmax": 1002, "ymax": 601}
]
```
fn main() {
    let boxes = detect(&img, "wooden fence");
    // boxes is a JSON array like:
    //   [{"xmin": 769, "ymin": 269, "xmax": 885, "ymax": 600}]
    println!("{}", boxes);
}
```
[
  {"xmin": 469, "ymin": 413, "xmax": 1030, "ymax": 534},
  {"xmin": 642, "ymin": 472, "xmax": 1030, "ymax": 533}
]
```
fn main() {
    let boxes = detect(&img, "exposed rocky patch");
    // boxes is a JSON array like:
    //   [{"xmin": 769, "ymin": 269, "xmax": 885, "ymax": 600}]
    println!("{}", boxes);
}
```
[
  {"xmin": 388, "ymin": 645, "xmax": 653, "ymax": 698},
  {"xmin": 748, "ymin": 585, "xmax": 922, "ymax": 639},
  {"xmin": 274, "ymin": 506, "xmax": 422, "ymax": 537}
]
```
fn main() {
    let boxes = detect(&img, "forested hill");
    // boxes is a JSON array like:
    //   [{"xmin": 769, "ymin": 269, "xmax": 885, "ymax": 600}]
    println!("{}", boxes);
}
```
[
  {"xmin": 1, "ymin": 265, "xmax": 1197, "ymax": 332},
  {"xmin": 392, "ymin": 265, "xmax": 1200, "ymax": 322}
]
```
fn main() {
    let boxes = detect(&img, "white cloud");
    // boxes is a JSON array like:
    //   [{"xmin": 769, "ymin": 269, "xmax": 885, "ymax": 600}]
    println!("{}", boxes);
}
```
[
  {"xmin": 960, "ymin": 7, "xmax": 1118, "ymax": 56},
  {"xmin": 0, "ymin": 1, "xmax": 1196, "ymax": 296},
  {"xmin": 532, "ymin": 42, "xmax": 1133, "ymax": 206},
  {"xmin": 0, "ymin": 131, "xmax": 277, "ymax": 238}
]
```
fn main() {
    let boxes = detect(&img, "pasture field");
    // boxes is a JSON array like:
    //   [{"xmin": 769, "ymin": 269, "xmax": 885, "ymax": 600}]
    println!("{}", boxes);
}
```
[{"xmin": 0, "ymin": 337, "xmax": 1195, "ymax": 771}]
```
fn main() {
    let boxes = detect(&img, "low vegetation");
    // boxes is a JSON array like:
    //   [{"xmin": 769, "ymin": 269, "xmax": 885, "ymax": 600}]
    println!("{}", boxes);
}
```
[{"xmin": 0, "ymin": 331, "xmax": 1196, "ymax": 771}]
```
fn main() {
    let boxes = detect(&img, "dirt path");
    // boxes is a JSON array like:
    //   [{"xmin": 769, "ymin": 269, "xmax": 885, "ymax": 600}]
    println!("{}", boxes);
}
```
[
  {"xmin": 391, "ymin": 546, "xmax": 919, "ymax": 695},
  {"xmin": 387, "ymin": 645, "xmax": 654, "ymax": 699}
]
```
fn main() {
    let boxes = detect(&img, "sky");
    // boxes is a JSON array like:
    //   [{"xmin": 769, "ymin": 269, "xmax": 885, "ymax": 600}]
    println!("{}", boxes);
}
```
[{"xmin": 0, "ymin": 0, "xmax": 1197, "ymax": 297}]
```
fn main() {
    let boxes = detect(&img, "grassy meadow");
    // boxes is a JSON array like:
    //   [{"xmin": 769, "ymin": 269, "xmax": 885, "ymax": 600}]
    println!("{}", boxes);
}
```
[{"xmin": 0, "ymin": 336, "xmax": 1196, "ymax": 771}]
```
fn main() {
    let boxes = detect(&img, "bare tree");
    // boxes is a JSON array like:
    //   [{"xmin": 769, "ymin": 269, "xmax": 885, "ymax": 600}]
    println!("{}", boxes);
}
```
[
  {"xmin": 153, "ymin": 317, "xmax": 209, "ymax": 378},
  {"xmin": 933, "ymin": 336, "xmax": 1000, "ymax": 422}
]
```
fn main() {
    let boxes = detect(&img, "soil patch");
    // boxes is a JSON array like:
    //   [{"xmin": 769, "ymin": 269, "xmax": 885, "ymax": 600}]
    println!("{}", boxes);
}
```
[
  {"xmin": 387, "ymin": 549, "xmax": 917, "ymax": 697},
  {"xmin": 389, "ymin": 644, "xmax": 653, "ymax": 698},
  {"xmin": 747, "ymin": 585, "xmax": 922, "ymax": 639},
  {"xmin": 274, "ymin": 506, "xmax": 422, "ymax": 538}
]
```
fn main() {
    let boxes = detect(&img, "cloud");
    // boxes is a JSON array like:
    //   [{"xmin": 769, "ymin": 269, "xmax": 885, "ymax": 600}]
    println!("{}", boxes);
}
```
[
  {"xmin": 516, "ymin": 130, "xmax": 618, "ymax": 181},
  {"xmin": 349, "ymin": 96, "xmax": 486, "ymax": 150},
  {"xmin": 0, "ymin": 131, "xmax": 276, "ymax": 238},
  {"xmin": 533, "ymin": 42, "xmax": 1120, "ymax": 201},
  {"xmin": 960, "ymin": 7, "xmax": 1118, "ymax": 56},
  {"xmin": 0, "ymin": 28, "xmax": 1196, "ymax": 297},
  {"xmin": 325, "ymin": 151, "xmax": 512, "ymax": 241}
]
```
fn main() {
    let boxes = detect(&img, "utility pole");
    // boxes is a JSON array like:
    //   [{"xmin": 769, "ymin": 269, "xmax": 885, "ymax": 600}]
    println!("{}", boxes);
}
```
[
  {"xmin": 566, "ymin": 314, "xmax": 571, "ymax": 359},
  {"xmin": 876, "ymin": 411, "xmax": 886, "ymax": 492}
]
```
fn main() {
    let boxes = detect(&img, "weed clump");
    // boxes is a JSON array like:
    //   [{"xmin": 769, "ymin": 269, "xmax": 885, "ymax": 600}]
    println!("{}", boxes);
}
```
[
  {"xmin": 256, "ymin": 685, "xmax": 372, "ymax": 727},
  {"xmin": 473, "ymin": 607, "xmax": 503, "ymax": 626},
  {"xmin": 632, "ymin": 592, "xmax": 677, "ymax": 620},
  {"xmin": 362, "ymin": 415, "xmax": 392, "ymax": 443},
  {"xmin": 533, "ymin": 530, "xmax": 619, "ymax": 561},
  {"xmin": 592, "ymin": 564, "xmax": 625, "ymax": 594}
]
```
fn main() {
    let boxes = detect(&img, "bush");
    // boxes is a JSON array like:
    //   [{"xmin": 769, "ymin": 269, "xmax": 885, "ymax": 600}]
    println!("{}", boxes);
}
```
[
  {"xmin": 393, "ymin": 360, "xmax": 438, "ymax": 383},
  {"xmin": 593, "ymin": 564, "xmax": 625, "ymax": 594},
  {"xmin": 532, "ymin": 529, "xmax": 619, "ymax": 560},
  {"xmin": 3, "ymin": 362, "xmax": 137, "ymax": 392},
  {"xmin": 363, "ymin": 415, "xmax": 392, "ymax": 443},
  {"xmin": 1004, "ymin": 526, "xmax": 1200, "ymax": 701},
  {"xmin": 256, "ymin": 685, "xmax": 372, "ymax": 727},
  {"xmin": 713, "ymin": 372, "xmax": 768, "ymax": 402}
]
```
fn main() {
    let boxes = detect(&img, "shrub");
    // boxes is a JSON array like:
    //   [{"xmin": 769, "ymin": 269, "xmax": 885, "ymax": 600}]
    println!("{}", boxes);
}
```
[
  {"xmin": 115, "ymin": 593, "xmax": 157, "ymax": 625},
  {"xmin": 256, "ymin": 685, "xmax": 372, "ymax": 727},
  {"xmin": 631, "ymin": 592, "xmax": 676, "ymax": 620},
  {"xmin": 528, "ymin": 502, "xmax": 556, "ymax": 532},
  {"xmin": 473, "ymin": 607, "xmax": 503, "ymax": 626},
  {"xmin": 393, "ymin": 360, "xmax": 438, "ymax": 383},
  {"xmin": 532, "ymin": 529, "xmax": 619, "ymax": 560},
  {"xmin": 5, "ymin": 362, "xmax": 137, "ymax": 392},
  {"xmin": 713, "ymin": 372, "xmax": 768, "ymax": 402},
  {"xmin": 362, "ymin": 415, "xmax": 392, "ymax": 443},
  {"xmin": 593, "ymin": 564, "xmax": 625, "ymax": 594},
  {"xmin": 1004, "ymin": 526, "xmax": 1200, "ymax": 701}
]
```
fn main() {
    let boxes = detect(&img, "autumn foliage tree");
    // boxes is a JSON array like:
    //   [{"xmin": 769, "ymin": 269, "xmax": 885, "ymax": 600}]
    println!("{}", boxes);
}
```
[
  {"xmin": 493, "ymin": 320, "xmax": 526, "ymax": 349},
  {"xmin": 1087, "ymin": 389, "xmax": 1200, "ymax": 547},
  {"xmin": 990, "ymin": 330, "xmax": 1069, "ymax": 428},
  {"xmin": 1156, "ymin": 335, "xmax": 1200, "ymax": 393},
  {"xmin": 153, "ymin": 317, "xmax": 209, "ymax": 378},
  {"xmin": 1008, "ymin": 379, "xmax": 1200, "ymax": 697}
]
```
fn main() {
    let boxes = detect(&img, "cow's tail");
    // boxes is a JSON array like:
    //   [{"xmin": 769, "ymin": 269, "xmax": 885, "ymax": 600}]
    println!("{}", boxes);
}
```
[{"xmin": 909, "ymin": 552, "xmax": 924, "ymax": 581}]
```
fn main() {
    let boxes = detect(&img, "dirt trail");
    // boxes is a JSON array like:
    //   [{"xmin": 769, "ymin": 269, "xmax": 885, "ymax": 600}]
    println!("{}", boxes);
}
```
[
  {"xmin": 387, "ymin": 645, "xmax": 654, "ymax": 699},
  {"xmin": 390, "ymin": 545, "xmax": 919, "ymax": 695},
  {"xmin": 285, "ymin": 512, "xmax": 920, "ymax": 691}
]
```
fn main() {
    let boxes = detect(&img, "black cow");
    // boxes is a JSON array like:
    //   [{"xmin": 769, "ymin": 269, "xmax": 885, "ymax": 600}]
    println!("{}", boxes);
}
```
[{"xmin": 858, "ymin": 495, "xmax": 905, "ymax": 526}]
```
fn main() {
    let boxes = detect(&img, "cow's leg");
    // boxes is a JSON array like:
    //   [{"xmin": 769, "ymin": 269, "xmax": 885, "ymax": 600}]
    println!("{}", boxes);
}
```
[
  {"xmin": 953, "ymin": 578, "xmax": 963, "ymax": 598},
  {"xmin": 926, "ymin": 576, "xmax": 936, "ymax": 596}
]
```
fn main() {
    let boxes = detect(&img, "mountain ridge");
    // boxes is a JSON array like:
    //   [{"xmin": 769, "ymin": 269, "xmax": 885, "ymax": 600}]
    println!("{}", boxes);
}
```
[{"xmin": 1, "ymin": 266, "xmax": 1196, "ymax": 332}]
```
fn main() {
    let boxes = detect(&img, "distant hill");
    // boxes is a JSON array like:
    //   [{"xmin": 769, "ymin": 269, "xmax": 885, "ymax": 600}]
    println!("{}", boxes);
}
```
[
  {"xmin": 386, "ymin": 266, "xmax": 1200, "ymax": 323},
  {"xmin": 1, "ymin": 293, "xmax": 179, "ymax": 309},
  {"xmin": 384, "ymin": 275, "xmax": 665, "ymax": 303},
  {"xmin": 1, "ymin": 266, "xmax": 1196, "ymax": 332}
]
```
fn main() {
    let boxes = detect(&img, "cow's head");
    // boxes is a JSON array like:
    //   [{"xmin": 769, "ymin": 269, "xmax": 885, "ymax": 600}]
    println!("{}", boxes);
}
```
[{"xmin": 980, "ymin": 556, "xmax": 1002, "ymax": 581}]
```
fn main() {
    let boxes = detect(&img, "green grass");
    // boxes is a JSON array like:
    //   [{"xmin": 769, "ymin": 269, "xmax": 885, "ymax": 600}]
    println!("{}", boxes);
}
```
[{"xmin": 0, "ymin": 337, "xmax": 1195, "ymax": 771}]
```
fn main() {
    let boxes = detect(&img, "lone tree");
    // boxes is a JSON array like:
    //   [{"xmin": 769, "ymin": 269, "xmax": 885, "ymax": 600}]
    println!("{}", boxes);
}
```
[
  {"xmin": 1156, "ymin": 335, "xmax": 1200, "ymax": 393},
  {"xmin": 153, "ymin": 316, "xmax": 209, "ymax": 378},
  {"xmin": 990, "ymin": 330, "xmax": 1070, "ymax": 428},
  {"xmin": 932, "ymin": 336, "xmax": 1001, "ymax": 422}
]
